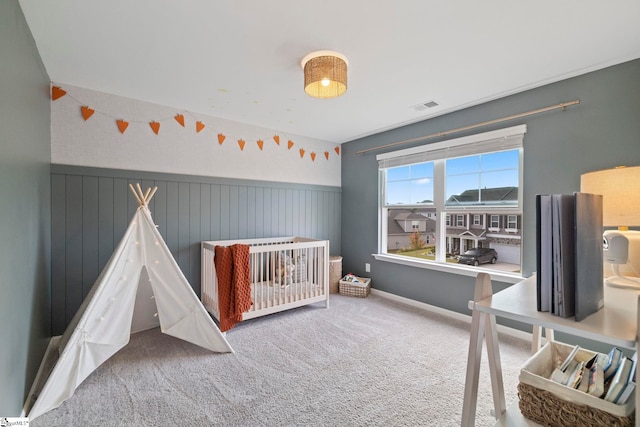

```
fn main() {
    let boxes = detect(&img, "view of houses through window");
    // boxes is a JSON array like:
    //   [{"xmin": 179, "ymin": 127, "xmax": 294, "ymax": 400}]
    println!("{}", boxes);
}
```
[
  {"xmin": 386, "ymin": 205, "xmax": 521, "ymax": 273},
  {"xmin": 379, "ymin": 126, "xmax": 525, "ymax": 274}
]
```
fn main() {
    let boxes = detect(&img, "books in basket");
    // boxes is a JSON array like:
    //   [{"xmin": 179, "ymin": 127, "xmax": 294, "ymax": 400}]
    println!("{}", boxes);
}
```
[
  {"xmin": 548, "ymin": 344, "xmax": 637, "ymax": 405},
  {"xmin": 340, "ymin": 274, "xmax": 370, "ymax": 287},
  {"xmin": 604, "ymin": 357, "xmax": 634, "ymax": 402}
]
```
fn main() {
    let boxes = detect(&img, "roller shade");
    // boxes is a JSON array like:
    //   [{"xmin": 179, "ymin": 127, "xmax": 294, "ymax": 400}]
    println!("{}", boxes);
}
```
[{"xmin": 377, "ymin": 125, "xmax": 526, "ymax": 169}]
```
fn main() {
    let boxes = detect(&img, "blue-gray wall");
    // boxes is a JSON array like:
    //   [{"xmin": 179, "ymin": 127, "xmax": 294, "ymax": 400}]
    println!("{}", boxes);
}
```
[
  {"xmin": 0, "ymin": 0, "xmax": 51, "ymax": 416},
  {"xmin": 50, "ymin": 165, "xmax": 341, "ymax": 335},
  {"xmin": 341, "ymin": 59, "xmax": 640, "ymax": 326}
]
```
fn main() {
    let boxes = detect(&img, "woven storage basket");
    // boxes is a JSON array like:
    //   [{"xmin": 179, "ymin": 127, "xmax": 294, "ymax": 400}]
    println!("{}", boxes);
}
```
[
  {"xmin": 518, "ymin": 341, "xmax": 635, "ymax": 427},
  {"xmin": 339, "ymin": 277, "xmax": 370, "ymax": 297}
]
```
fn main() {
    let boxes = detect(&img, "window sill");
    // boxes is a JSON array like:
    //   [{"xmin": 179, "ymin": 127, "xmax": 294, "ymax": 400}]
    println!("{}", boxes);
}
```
[{"xmin": 372, "ymin": 253, "xmax": 524, "ymax": 284}]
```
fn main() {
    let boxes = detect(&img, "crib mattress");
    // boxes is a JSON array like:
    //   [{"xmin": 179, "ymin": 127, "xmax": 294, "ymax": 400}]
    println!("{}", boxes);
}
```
[{"xmin": 250, "ymin": 281, "xmax": 321, "ymax": 301}]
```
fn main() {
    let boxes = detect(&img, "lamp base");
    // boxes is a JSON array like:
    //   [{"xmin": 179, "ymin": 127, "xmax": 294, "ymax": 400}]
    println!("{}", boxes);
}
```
[{"xmin": 605, "ymin": 274, "xmax": 640, "ymax": 289}]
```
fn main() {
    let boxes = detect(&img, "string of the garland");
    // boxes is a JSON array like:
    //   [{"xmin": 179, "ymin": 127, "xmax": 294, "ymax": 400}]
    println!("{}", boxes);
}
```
[{"xmin": 51, "ymin": 85, "xmax": 341, "ymax": 161}]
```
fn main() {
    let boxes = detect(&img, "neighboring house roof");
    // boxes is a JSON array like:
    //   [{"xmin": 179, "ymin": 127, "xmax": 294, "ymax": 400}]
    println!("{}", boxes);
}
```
[
  {"xmin": 387, "ymin": 214, "xmax": 406, "ymax": 235},
  {"xmin": 458, "ymin": 229, "xmax": 486, "ymax": 238},
  {"xmin": 387, "ymin": 209, "xmax": 436, "ymax": 235},
  {"xmin": 447, "ymin": 186, "xmax": 518, "ymax": 204},
  {"xmin": 394, "ymin": 212, "xmax": 431, "ymax": 221}
]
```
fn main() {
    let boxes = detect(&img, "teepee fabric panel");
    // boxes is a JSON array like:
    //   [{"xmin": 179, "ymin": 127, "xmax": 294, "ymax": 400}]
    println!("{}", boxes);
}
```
[
  {"xmin": 28, "ymin": 191, "xmax": 233, "ymax": 421},
  {"xmin": 28, "ymin": 218, "xmax": 142, "ymax": 419}
]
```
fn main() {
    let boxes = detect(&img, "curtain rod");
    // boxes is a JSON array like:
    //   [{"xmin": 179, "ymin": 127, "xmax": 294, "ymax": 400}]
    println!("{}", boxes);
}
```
[{"xmin": 355, "ymin": 99, "xmax": 580, "ymax": 155}]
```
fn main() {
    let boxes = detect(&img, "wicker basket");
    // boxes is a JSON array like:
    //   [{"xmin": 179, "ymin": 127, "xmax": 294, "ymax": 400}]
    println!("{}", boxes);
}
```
[
  {"xmin": 518, "ymin": 382, "xmax": 634, "ymax": 426},
  {"xmin": 518, "ymin": 341, "xmax": 635, "ymax": 427},
  {"xmin": 339, "ymin": 277, "xmax": 370, "ymax": 297}
]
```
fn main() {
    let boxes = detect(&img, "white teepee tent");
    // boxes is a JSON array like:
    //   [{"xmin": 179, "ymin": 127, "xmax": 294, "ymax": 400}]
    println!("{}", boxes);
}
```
[{"xmin": 27, "ymin": 184, "xmax": 233, "ymax": 420}]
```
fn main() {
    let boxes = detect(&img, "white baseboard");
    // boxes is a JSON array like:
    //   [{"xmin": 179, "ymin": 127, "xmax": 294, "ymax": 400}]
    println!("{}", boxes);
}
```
[{"xmin": 370, "ymin": 288, "xmax": 533, "ymax": 343}]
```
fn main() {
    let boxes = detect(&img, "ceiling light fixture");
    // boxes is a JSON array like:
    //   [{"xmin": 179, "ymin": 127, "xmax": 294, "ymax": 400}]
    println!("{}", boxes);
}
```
[{"xmin": 301, "ymin": 50, "xmax": 348, "ymax": 99}]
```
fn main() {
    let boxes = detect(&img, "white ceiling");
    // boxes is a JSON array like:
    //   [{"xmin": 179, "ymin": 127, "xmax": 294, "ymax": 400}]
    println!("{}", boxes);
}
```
[{"xmin": 19, "ymin": 0, "xmax": 640, "ymax": 144}]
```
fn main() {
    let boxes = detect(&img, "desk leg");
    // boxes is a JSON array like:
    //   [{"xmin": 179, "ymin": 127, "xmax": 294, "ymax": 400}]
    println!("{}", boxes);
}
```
[
  {"xmin": 484, "ymin": 305, "xmax": 506, "ymax": 419},
  {"xmin": 532, "ymin": 326, "xmax": 542, "ymax": 353},
  {"xmin": 461, "ymin": 273, "xmax": 506, "ymax": 427},
  {"xmin": 531, "ymin": 326, "xmax": 554, "ymax": 355},
  {"xmin": 636, "ymin": 296, "xmax": 640, "ymax": 427}
]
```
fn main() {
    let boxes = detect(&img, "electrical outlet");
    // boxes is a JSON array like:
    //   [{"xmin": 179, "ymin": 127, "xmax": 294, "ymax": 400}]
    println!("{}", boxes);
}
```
[{"xmin": 365, "ymin": 263, "xmax": 370, "ymax": 273}]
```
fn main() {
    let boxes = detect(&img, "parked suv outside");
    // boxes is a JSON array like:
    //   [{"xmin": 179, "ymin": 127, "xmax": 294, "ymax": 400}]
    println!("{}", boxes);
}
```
[{"xmin": 458, "ymin": 248, "xmax": 498, "ymax": 266}]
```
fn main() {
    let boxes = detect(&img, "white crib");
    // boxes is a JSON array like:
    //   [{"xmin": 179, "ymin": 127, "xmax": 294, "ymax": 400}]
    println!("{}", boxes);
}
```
[{"xmin": 201, "ymin": 236, "xmax": 330, "ymax": 322}]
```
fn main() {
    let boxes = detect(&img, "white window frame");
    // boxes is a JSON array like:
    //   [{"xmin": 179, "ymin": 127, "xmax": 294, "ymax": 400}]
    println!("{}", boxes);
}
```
[
  {"xmin": 473, "ymin": 214, "xmax": 481, "ymax": 226},
  {"xmin": 489, "ymin": 215, "xmax": 500, "ymax": 231},
  {"xmin": 506, "ymin": 214, "xmax": 518, "ymax": 232},
  {"xmin": 456, "ymin": 215, "xmax": 464, "ymax": 227},
  {"xmin": 374, "ymin": 125, "xmax": 526, "ymax": 283}
]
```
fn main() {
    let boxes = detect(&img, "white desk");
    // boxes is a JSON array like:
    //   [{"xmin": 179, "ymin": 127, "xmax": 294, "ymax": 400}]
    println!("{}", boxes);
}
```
[{"xmin": 461, "ymin": 273, "xmax": 640, "ymax": 426}]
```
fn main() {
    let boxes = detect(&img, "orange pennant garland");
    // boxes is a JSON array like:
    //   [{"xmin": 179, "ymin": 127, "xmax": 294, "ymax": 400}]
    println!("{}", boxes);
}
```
[
  {"xmin": 149, "ymin": 121, "xmax": 160, "ymax": 135},
  {"xmin": 80, "ymin": 106, "xmax": 94, "ymax": 121},
  {"xmin": 53, "ymin": 91, "xmax": 337, "ymax": 165},
  {"xmin": 117, "ymin": 120, "xmax": 129, "ymax": 134},
  {"xmin": 51, "ymin": 86, "xmax": 67, "ymax": 101}
]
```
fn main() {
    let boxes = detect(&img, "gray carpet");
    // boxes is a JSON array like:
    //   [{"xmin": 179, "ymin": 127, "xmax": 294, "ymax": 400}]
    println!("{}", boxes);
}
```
[{"xmin": 30, "ymin": 293, "xmax": 531, "ymax": 426}]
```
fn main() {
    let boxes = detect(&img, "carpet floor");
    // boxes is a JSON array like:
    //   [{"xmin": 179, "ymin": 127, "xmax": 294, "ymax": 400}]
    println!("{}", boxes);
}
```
[{"xmin": 30, "ymin": 293, "xmax": 531, "ymax": 426}]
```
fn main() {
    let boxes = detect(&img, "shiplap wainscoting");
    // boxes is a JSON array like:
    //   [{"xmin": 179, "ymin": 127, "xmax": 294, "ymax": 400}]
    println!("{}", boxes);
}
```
[{"xmin": 50, "ymin": 165, "xmax": 341, "ymax": 335}]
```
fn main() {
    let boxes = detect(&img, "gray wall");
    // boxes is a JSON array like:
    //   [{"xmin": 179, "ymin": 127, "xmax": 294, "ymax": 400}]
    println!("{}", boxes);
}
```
[
  {"xmin": 0, "ymin": 0, "xmax": 51, "ymax": 416},
  {"xmin": 341, "ymin": 59, "xmax": 640, "ymax": 332},
  {"xmin": 50, "ymin": 165, "xmax": 341, "ymax": 335}
]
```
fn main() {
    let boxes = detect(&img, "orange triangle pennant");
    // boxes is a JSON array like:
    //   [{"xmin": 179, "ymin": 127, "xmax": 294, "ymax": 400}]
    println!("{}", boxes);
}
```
[
  {"xmin": 273, "ymin": 135, "xmax": 280, "ymax": 145},
  {"xmin": 149, "ymin": 121, "xmax": 160, "ymax": 135},
  {"xmin": 311, "ymin": 152, "xmax": 317, "ymax": 161},
  {"xmin": 257, "ymin": 139, "xmax": 264, "ymax": 150},
  {"xmin": 51, "ymin": 86, "xmax": 67, "ymax": 101},
  {"xmin": 80, "ymin": 106, "xmax": 94, "ymax": 121},
  {"xmin": 217, "ymin": 133, "xmax": 226, "ymax": 145},
  {"xmin": 174, "ymin": 114, "xmax": 185, "ymax": 127},
  {"xmin": 299, "ymin": 148, "xmax": 305, "ymax": 158},
  {"xmin": 196, "ymin": 121, "xmax": 205, "ymax": 133},
  {"xmin": 324, "ymin": 151, "xmax": 330, "ymax": 160},
  {"xmin": 117, "ymin": 119, "xmax": 129, "ymax": 134},
  {"xmin": 334, "ymin": 146, "xmax": 340, "ymax": 155},
  {"xmin": 238, "ymin": 139, "xmax": 246, "ymax": 151},
  {"xmin": 288, "ymin": 140, "xmax": 294, "ymax": 150}
]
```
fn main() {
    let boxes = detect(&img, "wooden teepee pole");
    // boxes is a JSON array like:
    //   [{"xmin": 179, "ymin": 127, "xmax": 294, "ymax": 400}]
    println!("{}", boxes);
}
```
[{"xmin": 128, "ymin": 183, "xmax": 159, "ymax": 207}]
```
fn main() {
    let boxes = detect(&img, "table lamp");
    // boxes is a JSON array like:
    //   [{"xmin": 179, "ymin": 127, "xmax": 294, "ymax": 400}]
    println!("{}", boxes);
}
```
[{"xmin": 580, "ymin": 166, "xmax": 640, "ymax": 288}]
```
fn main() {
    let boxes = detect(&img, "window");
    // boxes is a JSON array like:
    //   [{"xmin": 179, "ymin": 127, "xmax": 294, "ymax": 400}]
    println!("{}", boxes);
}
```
[
  {"xmin": 377, "ymin": 125, "xmax": 525, "ymax": 275},
  {"xmin": 490, "ymin": 215, "xmax": 500, "ymax": 229}
]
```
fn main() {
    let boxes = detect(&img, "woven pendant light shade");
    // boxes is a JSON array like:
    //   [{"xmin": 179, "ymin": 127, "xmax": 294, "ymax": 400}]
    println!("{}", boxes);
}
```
[{"xmin": 301, "ymin": 51, "xmax": 348, "ymax": 99}]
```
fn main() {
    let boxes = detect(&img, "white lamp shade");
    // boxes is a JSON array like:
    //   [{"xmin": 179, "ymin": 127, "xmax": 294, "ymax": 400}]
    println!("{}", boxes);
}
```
[{"xmin": 580, "ymin": 166, "xmax": 640, "ymax": 227}]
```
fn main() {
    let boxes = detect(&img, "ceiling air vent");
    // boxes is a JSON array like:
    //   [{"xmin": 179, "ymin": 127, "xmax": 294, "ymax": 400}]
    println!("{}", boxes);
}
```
[{"xmin": 412, "ymin": 100, "xmax": 439, "ymax": 112}]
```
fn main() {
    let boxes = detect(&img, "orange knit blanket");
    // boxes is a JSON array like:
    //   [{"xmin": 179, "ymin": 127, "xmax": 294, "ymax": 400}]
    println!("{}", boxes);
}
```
[{"xmin": 214, "ymin": 244, "xmax": 252, "ymax": 332}]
